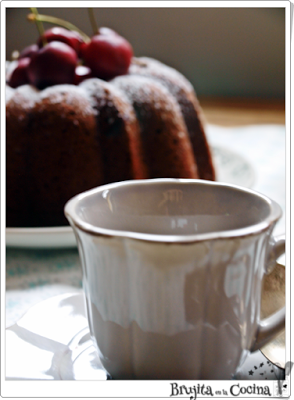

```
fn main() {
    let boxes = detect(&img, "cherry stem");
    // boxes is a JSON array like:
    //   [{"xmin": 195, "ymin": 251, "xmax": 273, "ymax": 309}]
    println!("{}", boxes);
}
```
[
  {"xmin": 88, "ymin": 8, "xmax": 99, "ymax": 35},
  {"xmin": 27, "ymin": 13, "xmax": 91, "ymax": 43},
  {"xmin": 30, "ymin": 8, "xmax": 46, "ymax": 46}
]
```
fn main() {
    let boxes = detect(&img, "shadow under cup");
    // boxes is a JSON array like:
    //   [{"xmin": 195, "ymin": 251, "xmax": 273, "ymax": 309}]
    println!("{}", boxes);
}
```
[{"xmin": 65, "ymin": 179, "xmax": 284, "ymax": 380}]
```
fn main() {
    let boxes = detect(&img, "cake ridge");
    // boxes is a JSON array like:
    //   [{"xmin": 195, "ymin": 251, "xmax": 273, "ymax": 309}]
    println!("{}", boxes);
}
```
[{"xmin": 129, "ymin": 57, "xmax": 215, "ymax": 181}]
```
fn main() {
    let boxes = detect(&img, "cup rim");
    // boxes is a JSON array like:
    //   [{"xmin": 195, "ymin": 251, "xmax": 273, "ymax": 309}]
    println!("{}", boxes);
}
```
[{"xmin": 64, "ymin": 178, "xmax": 282, "ymax": 243}]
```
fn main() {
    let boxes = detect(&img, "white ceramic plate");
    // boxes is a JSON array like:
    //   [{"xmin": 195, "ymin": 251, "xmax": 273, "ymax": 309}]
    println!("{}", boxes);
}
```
[
  {"xmin": 6, "ymin": 292, "xmax": 284, "ymax": 381},
  {"xmin": 6, "ymin": 146, "xmax": 255, "ymax": 249},
  {"xmin": 212, "ymin": 145, "xmax": 255, "ymax": 188},
  {"xmin": 6, "ymin": 225, "xmax": 76, "ymax": 249}
]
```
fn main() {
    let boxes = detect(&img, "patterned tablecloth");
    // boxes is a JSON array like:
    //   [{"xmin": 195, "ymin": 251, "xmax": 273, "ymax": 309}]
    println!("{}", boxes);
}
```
[{"xmin": 6, "ymin": 124, "xmax": 286, "ymax": 361}]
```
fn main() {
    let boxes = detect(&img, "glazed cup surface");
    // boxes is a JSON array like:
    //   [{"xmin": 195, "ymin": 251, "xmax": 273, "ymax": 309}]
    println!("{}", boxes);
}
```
[{"xmin": 65, "ymin": 178, "xmax": 285, "ymax": 379}]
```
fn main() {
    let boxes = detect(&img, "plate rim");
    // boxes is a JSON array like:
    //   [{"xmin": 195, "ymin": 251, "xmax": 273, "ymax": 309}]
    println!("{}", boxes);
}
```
[
  {"xmin": 6, "ymin": 225, "xmax": 72, "ymax": 234},
  {"xmin": 6, "ymin": 225, "xmax": 76, "ymax": 249}
]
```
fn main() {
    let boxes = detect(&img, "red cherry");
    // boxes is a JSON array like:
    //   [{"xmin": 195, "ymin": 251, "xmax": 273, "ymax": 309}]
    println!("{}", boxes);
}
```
[
  {"xmin": 7, "ymin": 57, "xmax": 30, "ymax": 88},
  {"xmin": 83, "ymin": 34, "xmax": 133, "ymax": 80},
  {"xmin": 38, "ymin": 27, "xmax": 84, "ymax": 53},
  {"xmin": 27, "ymin": 41, "xmax": 78, "ymax": 89},
  {"xmin": 18, "ymin": 44, "xmax": 39, "ymax": 60},
  {"xmin": 79, "ymin": 42, "xmax": 87, "ymax": 59},
  {"xmin": 74, "ymin": 65, "xmax": 93, "ymax": 85},
  {"xmin": 98, "ymin": 27, "xmax": 120, "ymax": 36},
  {"xmin": 79, "ymin": 27, "xmax": 118, "ymax": 59}
]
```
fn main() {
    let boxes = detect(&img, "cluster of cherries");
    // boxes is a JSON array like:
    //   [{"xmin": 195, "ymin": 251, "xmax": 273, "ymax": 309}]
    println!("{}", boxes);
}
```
[{"xmin": 8, "ymin": 26, "xmax": 133, "ymax": 89}]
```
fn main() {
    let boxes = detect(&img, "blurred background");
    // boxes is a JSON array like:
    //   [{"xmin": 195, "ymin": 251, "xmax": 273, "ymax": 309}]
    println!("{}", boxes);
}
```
[{"xmin": 6, "ymin": 7, "xmax": 285, "ymax": 100}]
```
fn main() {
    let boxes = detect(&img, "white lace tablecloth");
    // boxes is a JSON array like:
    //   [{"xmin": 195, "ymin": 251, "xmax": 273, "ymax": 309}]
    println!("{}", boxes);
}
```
[
  {"xmin": 206, "ymin": 124, "xmax": 286, "ymax": 237},
  {"xmin": 6, "ymin": 123, "xmax": 286, "ymax": 327}
]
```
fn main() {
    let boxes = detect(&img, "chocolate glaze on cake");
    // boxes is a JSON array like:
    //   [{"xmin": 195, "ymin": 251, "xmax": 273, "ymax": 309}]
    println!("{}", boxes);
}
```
[{"xmin": 6, "ymin": 57, "xmax": 215, "ymax": 227}]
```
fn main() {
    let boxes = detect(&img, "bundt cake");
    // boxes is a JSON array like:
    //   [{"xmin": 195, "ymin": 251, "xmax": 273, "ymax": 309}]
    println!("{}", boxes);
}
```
[{"xmin": 6, "ymin": 21, "xmax": 215, "ymax": 228}]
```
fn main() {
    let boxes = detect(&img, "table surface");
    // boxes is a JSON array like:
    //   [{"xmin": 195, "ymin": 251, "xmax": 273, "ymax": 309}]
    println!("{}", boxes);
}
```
[
  {"xmin": 200, "ymin": 97, "xmax": 285, "ymax": 126},
  {"xmin": 6, "ymin": 98, "xmax": 287, "ymax": 340}
]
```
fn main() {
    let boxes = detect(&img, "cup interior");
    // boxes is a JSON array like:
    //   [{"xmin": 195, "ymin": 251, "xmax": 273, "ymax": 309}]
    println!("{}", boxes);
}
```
[{"xmin": 70, "ymin": 180, "xmax": 276, "ymax": 237}]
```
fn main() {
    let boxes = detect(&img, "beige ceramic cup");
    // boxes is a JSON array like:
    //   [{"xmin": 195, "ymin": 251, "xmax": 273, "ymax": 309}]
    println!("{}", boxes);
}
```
[{"xmin": 65, "ymin": 178, "xmax": 285, "ymax": 380}]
